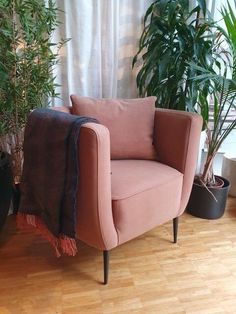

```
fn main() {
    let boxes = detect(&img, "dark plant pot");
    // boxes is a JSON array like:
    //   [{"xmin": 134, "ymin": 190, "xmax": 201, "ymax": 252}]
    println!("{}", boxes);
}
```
[
  {"xmin": 12, "ymin": 182, "xmax": 21, "ymax": 214},
  {"xmin": 0, "ymin": 153, "xmax": 13, "ymax": 231},
  {"xmin": 186, "ymin": 176, "xmax": 230, "ymax": 219}
]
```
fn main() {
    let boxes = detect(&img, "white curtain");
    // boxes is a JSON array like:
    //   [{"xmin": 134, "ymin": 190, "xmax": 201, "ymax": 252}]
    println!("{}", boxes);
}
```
[
  {"xmin": 207, "ymin": 0, "xmax": 235, "ymax": 23},
  {"xmin": 52, "ymin": 0, "xmax": 152, "ymax": 105}
]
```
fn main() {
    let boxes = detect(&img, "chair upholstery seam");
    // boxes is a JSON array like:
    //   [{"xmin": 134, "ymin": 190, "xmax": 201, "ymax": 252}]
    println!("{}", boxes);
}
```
[
  {"xmin": 178, "ymin": 117, "xmax": 192, "ymax": 215},
  {"xmin": 112, "ymin": 172, "xmax": 183, "ymax": 201}
]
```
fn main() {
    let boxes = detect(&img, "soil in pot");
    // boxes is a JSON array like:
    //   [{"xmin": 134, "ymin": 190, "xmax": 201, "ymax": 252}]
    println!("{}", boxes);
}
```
[{"xmin": 186, "ymin": 175, "xmax": 230, "ymax": 219}]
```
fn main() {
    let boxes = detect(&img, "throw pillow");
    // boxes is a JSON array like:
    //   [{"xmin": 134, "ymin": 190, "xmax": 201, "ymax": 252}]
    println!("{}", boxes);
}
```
[{"xmin": 70, "ymin": 95, "xmax": 157, "ymax": 160}]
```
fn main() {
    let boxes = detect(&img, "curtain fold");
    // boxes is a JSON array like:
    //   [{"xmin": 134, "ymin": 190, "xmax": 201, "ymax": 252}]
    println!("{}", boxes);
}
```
[
  {"xmin": 52, "ymin": 0, "xmax": 152, "ymax": 105},
  {"xmin": 206, "ymin": 0, "xmax": 234, "ymax": 21}
]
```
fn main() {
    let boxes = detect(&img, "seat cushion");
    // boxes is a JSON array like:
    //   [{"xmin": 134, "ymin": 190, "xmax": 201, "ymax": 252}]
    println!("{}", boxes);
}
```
[
  {"xmin": 70, "ymin": 95, "xmax": 157, "ymax": 160},
  {"xmin": 111, "ymin": 160, "xmax": 183, "ymax": 244}
]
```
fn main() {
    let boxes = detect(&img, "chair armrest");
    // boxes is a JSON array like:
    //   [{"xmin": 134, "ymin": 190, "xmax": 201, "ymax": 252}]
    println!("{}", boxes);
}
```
[
  {"xmin": 52, "ymin": 106, "xmax": 118, "ymax": 250},
  {"xmin": 154, "ymin": 109, "xmax": 203, "ymax": 214},
  {"xmin": 76, "ymin": 123, "xmax": 118, "ymax": 250}
]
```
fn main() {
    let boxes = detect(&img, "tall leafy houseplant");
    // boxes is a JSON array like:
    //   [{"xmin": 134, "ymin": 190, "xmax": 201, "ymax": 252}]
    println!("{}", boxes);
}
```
[
  {"xmin": 193, "ymin": 67, "xmax": 236, "ymax": 186},
  {"xmin": 133, "ymin": 0, "xmax": 219, "ymax": 112},
  {"xmin": 187, "ymin": 64, "xmax": 236, "ymax": 218},
  {"xmin": 0, "ymin": 0, "xmax": 66, "ymax": 182},
  {"xmin": 191, "ymin": 0, "xmax": 236, "ymax": 187},
  {"xmin": 187, "ymin": 1, "xmax": 236, "ymax": 219}
]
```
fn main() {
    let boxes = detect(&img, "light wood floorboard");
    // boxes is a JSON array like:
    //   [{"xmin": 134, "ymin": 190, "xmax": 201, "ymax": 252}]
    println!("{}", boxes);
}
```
[{"xmin": 0, "ymin": 197, "xmax": 236, "ymax": 314}]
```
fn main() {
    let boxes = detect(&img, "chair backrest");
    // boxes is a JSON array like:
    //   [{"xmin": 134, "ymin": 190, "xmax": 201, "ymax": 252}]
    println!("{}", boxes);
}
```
[{"xmin": 70, "ymin": 95, "xmax": 157, "ymax": 160}]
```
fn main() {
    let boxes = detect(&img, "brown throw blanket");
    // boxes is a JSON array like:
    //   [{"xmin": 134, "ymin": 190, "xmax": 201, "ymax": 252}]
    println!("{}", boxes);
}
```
[{"xmin": 17, "ymin": 108, "xmax": 97, "ymax": 256}]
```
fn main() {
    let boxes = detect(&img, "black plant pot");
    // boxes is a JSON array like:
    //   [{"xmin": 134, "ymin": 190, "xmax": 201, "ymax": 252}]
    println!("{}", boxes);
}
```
[
  {"xmin": 0, "ymin": 153, "xmax": 13, "ymax": 231},
  {"xmin": 12, "ymin": 182, "xmax": 21, "ymax": 214},
  {"xmin": 186, "ymin": 176, "xmax": 230, "ymax": 219}
]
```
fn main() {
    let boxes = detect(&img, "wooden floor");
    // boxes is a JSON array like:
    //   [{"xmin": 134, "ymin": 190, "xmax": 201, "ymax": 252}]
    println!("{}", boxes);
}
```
[{"xmin": 0, "ymin": 198, "xmax": 236, "ymax": 314}]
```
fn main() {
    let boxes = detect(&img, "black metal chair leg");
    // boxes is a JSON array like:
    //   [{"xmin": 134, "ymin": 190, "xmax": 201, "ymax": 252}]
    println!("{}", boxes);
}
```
[
  {"xmin": 173, "ymin": 217, "xmax": 178, "ymax": 243},
  {"xmin": 103, "ymin": 250, "xmax": 109, "ymax": 284}
]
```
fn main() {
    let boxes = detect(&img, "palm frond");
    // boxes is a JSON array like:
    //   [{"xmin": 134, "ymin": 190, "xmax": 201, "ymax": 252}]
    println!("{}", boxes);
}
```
[{"xmin": 221, "ymin": 0, "xmax": 236, "ymax": 79}]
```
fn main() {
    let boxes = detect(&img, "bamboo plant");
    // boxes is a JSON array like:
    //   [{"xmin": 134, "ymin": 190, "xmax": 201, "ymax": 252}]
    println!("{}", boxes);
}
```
[{"xmin": 0, "ymin": 0, "xmax": 67, "ymax": 182}]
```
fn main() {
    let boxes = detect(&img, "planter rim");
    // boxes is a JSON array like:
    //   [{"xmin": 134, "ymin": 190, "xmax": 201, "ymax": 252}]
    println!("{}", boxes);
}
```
[
  {"xmin": 194, "ymin": 175, "xmax": 230, "ymax": 190},
  {"xmin": 187, "ymin": 175, "xmax": 230, "ymax": 219}
]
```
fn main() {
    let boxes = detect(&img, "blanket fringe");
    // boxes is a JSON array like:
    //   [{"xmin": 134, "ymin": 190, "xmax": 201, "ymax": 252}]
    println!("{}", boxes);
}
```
[{"xmin": 17, "ymin": 213, "xmax": 77, "ymax": 257}]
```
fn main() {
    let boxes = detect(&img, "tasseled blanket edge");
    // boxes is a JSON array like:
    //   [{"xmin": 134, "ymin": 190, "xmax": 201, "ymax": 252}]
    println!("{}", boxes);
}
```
[{"xmin": 17, "ymin": 213, "xmax": 78, "ymax": 257}]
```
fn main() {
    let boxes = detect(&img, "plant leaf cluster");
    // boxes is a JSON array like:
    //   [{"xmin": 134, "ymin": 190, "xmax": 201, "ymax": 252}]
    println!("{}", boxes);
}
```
[
  {"xmin": 0, "ymin": 0, "xmax": 66, "ymax": 136},
  {"xmin": 134, "ymin": 0, "xmax": 236, "ymax": 187},
  {"xmin": 133, "ymin": 0, "xmax": 219, "ymax": 111},
  {"xmin": 0, "ymin": 0, "xmax": 67, "ymax": 180}
]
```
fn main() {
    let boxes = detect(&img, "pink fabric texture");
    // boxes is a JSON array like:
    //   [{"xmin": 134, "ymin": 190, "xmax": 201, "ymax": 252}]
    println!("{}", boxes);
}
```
[
  {"xmin": 111, "ymin": 160, "xmax": 183, "ymax": 244},
  {"xmin": 70, "ymin": 95, "xmax": 157, "ymax": 160},
  {"xmin": 76, "ymin": 123, "xmax": 118, "ymax": 250},
  {"xmin": 153, "ymin": 109, "xmax": 203, "ymax": 214}
]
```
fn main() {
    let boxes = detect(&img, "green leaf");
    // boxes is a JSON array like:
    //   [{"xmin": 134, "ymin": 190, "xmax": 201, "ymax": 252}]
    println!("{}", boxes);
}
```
[{"xmin": 196, "ymin": 0, "xmax": 207, "ymax": 17}]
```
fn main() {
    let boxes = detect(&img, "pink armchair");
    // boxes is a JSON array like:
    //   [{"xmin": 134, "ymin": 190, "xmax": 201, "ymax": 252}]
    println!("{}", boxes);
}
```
[{"xmin": 55, "ymin": 103, "xmax": 202, "ymax": 284}]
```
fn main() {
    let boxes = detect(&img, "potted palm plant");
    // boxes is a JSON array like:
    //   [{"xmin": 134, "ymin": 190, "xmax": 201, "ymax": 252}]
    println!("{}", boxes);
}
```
[
  {"xmin": 187, "ymin": 69, "xmax": 236, "ymax": 218},
  {"xmin": 132, "ymin": 0, "xmax": 230, "ymax": 177},
  {"xmin": 0, "ymin": 0, "xmax": 67, "ymax": 216},
  {"xmin": 187, "ymin": 0, "xmax": 236, "ymax": 219},
  {"xmin": 132, "ymin": 0, "xmax": 218, "ymax": 112}
]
